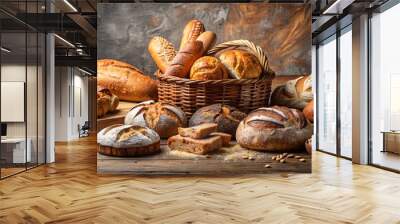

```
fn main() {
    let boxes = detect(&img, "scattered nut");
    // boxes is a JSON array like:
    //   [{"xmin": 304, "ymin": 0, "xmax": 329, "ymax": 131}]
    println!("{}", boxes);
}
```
[
  {"xmin": 282, "ymin": 153, "xmax": 288, "ymax": 157},
  {"xmin": 287, "ymin": 154, "xmax": 294, "ymax": 158},
  {"xmin": 272, "ymin": 156, "xmax": 276, "ymax": 160},
  {"xmin": 295, "ymin": 155, "xmax": 302, "ymax": 159},
  {"xmin": 280, "ymin": 159, "xmax": 286, "ymax": 163},
  {"xmin": 264, "ymin": 164, "xmax": 271, "ymax": 168},
  {"xmin": 242, "ymin": 155, "xmax": 249, "ymax": 159},
  {"xmin": 299, "ymin": 158, "xmax": 306, "ymax": 162},
  {"xmin": 205, "ymin": 155, "xmax": 211, "ymax": 158},
  {"xmin": 248, "ymin": 156, "xmax": 255, "ymax": 160}
]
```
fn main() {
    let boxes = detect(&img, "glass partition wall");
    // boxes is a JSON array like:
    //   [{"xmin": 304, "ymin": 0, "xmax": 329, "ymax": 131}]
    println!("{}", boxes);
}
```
[
  {"xmin": 0, "ymin": 4, "xmax": 46, "ymax": 179},
  {"xmin": 316, "ymin": 26, "xmax": 353, "ymax": 159},
  {"xmin": 370, "ymin": 3, "xmax": 400, "ymax": 172}
]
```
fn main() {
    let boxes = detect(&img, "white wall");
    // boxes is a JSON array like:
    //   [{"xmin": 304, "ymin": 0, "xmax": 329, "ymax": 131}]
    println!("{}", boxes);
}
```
[{"xmin": 54, "ymin": 67, "xmax": 89, "ymax": 141}]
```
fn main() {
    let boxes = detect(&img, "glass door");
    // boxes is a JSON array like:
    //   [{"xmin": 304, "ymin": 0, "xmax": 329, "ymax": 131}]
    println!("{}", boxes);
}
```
[{"xmin": 370, "ymin": 3, "xmax": 400, "ymax": 172}]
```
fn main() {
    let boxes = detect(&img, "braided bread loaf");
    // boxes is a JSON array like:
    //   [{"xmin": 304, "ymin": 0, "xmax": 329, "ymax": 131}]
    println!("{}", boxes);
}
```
[
  {"xmin": 124, "ymin": 101, "xmax": 187, "ymax": 138},
  {"xmin": 236, "ymin": 106, "xmax": 312, "ymax": 152}
]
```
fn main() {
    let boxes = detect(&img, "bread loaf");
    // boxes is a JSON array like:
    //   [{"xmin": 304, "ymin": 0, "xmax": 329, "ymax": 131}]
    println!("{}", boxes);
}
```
[
  {"xmin": 236, "ymin": 106, "xmax": 313, "ymax": 152},
  {"xmin": 270, "ymin": 75, "xmax": 313, "ymax": 110},
  {"xmin": 164, "ymin": 41, "xmax": 203, "ymax": 78},
  {"xmin": 97, "ymin": 124, "xmax": 161, "ymax": 157},
  {"xmin": 190, "ymin": 56, "xmax": 228, "ymax": 80},
  {"xmin": 97, "ymin": 89, "xmax": 119, "ymax": 118},
  {"xmin": 189, "ymin": 104, "xmax": 247, "ymax": 136},
  {"xmin": 303, "ymin": 100, "xmax": 314, "ymax": 123},
  {"xmin": 209, "ymin": 132, "xmax": 231, "ymax": 147},
  {"xmin": 179, "ymin": 19, "xmax": 205, "ymax": 51},
  {"xmin": 124, "ymin": 101, "xmax": 187, "ymax": 138},
  {"xmin": 148, "ymin": 36, "xmax": 177, "ymax": 73},
  {"xmin": 168, "ymin": 135, "xmax": 222, "ymax": 155},
  {"xmin": 178, "ymin": 123, "xmax": 218, "ymax": 139},
  {"xmin": 218, "ymin": 50, "xmax": 262, "ymax": 79},
  {"xmin": 97, "ymin": 59, "xmax": 158, "ymax": 102},
  {"xmin": 196, "ymin": 31, "xmax": 216, "ymax": 55}
]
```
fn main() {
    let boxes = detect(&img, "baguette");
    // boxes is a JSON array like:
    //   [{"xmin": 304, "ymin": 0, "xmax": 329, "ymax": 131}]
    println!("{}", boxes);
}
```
[
  {"xmin": 97, "ymin": 59, "xmax": 158, "ymax": 102},
  {"xmin": 196, "ymin": 31, "xmax": 216, "ymax": 55},
  {"xmin": 164, "ymin": 41, "xmax": 203, "ymax": 78},
  {"xmin": 179, "ymin": 19, "xmax": 205, "ymax": 51},
  {"xmin": 148, "ymin": 36, "xmax": 177, "ymax": 73}
]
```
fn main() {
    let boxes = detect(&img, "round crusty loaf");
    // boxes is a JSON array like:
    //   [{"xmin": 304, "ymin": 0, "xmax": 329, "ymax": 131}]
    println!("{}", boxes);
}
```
[
  {"xmin": 179, "ymin": 19, "xmax": 205, "ymax": 51},
  {"xmin": 148, "ymin": 36, "xmax": 177, "ymax": 73},
  {"xmin": 218, "ymin": 50, "xmax": 262, "ymax": 79},
  {"xmin": 270, "ymin": 75, "xmax": 313, "ymax": 110},
  {"xmin": 189, "ymin": 104, "xmax": 247, "ymax": 136},
  {"xmin": 97, "ymin": 124, "xmax": 160, "ymax": 157},
  {"xmin": 190, "ymin": 56, "xmax": 228, "ymax": 80},
  {"xmin": 97, "ymin": 59, "xmax": 158, "ymax": 102},
  {"xmin": 236, "ymin": 106, "xmax": 313, "ymax": 152},
  {"xmin": 124, "ymin": 101, "xmax": 187, "ymax": 138},
  {"xmin": 303, "ymin": 100, "xmax": 314, "ymax": 123}
]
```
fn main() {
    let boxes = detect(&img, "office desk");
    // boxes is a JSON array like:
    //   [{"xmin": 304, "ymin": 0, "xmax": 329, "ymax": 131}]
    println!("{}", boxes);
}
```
[{"xmin": 1, "ymin": 138, "xmax": 31, "ymax": 164}]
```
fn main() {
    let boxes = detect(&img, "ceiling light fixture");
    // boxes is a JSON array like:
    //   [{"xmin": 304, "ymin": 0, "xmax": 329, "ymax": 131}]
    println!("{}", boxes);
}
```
[
  {"xmin": 322, "ymin": 0, "xmax": 355, "ymax": 15},
  {"xmin": 54, "ymin": 34, "xmax": 75, "ymax": 48},
  {"xmin": 63, "ymin": 0, "xmax": 78, "ymax": 12},
  {"xmin": 1, "ymin": 47, "xmax": 11, "ymax": 53}
]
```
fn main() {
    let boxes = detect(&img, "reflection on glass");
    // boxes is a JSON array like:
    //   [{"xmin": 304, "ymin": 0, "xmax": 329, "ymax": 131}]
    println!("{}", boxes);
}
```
[
  {"xmin": 1, "ymin": 31, "xmax": 28, "ymax": 177},
  {"xmin": 371, "ymin": 4, "xmax": 400, "ymax": 171},
  {"xmin": 317, "ymin": 36, "xmax": 337, "ymax": 154},
  {"xmin": 340, "ymin": 28, "xmax": 352, "ymax": 158}
]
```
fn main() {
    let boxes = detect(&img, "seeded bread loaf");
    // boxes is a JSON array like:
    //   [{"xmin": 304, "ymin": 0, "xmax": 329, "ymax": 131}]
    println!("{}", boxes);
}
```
[
  {"xmin": 179, "ymin": 19, "xmax": 205, "ymax": 50},
  {"xmin": 148, "ymin": 36, "xmax": 177, "ymax": 73}
]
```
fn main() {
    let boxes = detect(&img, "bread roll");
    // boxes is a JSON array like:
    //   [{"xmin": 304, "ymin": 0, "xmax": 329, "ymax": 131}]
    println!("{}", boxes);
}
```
[
  {"xmin": 303, "ymin": 100, "xmax": 314, "ymax": 123},
  {"xmin": 97, "ymin": 124, "xmax": 161, "ymax": 157},
  {"xmin": 179, "ymin": 19, "xmax": 205, "ymax": 50},
  {"xmin": 190, "ymin": 56, "xmax": 228, "ymax": 80},
  {"xmin": 148, "ymin": 36, "xmax": 177, "ymax": 73},
  {"xmin": 270, "ymin": 75, "xmax": 313, "ymax": 110},
  {"xmin": 218, "ymin": 50, "xmax": 262, "ymax": 79},
  {"xmin": 164, "ymin": 41, "xmax": 203, "ymax": 78},
  {"xmin": 97, "ymin": 59, "xmax": 158, "ymax": 102},
  {"xmin": 196, "ymin": 31, "xmax": 216, "ymax": 55},
  {"xmin": 236, "ymin": 106, "xmax": 313, "ymax": 152},
  {"xmin": 124, "ymin": 101, "xmax": 187, "ymax": 138},
  {"xmin": 189, "ymin": 104, "xmax": 247, "ymax": 136},
  {"xmin": 97, "ymin": 89, "xmax": 119, "ymax": 118}
]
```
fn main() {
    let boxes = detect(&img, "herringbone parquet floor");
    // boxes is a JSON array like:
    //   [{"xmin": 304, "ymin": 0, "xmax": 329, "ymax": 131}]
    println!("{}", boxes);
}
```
[{"xmin": 1, "ymin": 136, "xmax": 400, "ymax": 224}]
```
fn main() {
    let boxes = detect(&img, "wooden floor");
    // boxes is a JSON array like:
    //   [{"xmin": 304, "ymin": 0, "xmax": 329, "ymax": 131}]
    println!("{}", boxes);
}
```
[{"xmin": 1, "ymin": 136, "xmax": 400, "ymax": 224}]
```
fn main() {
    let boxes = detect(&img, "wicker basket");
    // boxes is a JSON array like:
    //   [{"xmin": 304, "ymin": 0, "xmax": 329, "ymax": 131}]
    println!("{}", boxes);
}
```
[{"xmin": 157, "ymin": 40, "xmax": 275, "ymax": 117}]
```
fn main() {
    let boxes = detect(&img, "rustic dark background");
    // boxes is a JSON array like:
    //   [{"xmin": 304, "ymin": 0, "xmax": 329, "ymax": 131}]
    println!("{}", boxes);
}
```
[{"xmin": 98, "ymin": 3, "xmax": 311, "ymax": 77}]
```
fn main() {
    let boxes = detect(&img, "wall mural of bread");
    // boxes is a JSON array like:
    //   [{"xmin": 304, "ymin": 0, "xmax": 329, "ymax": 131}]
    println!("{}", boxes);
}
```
[{"xmin": 97, "ymin": 3, "xmax": 313, "ymax": 175}]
